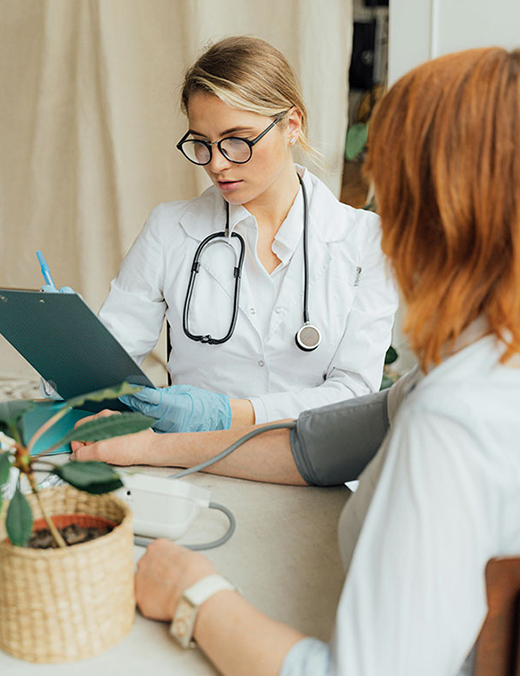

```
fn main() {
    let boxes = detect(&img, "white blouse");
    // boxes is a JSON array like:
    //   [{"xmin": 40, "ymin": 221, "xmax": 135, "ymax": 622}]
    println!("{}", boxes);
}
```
[{"xmin": 281, "ymin": 330, "xmax": 520, "ymax": 676}]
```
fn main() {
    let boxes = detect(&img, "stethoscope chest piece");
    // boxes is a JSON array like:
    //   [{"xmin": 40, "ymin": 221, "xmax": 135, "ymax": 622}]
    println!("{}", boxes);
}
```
[{"xmin": 295, "ymin": 323, "xmax": 321, "ymax": 351}]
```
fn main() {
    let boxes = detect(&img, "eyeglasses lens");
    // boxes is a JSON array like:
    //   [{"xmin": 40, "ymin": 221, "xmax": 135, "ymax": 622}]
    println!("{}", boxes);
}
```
[
  {"xmin": 183, "ymin": 141, "xmax": 211, "ymax": 165},
  {"xmin": 220, "ymin": 138, "xmax": 251, "ymax": 163}
]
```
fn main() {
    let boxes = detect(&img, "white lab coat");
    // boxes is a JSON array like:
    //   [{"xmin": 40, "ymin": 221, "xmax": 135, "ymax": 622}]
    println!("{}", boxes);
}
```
[{"xmin": 99, "ymin": 167, "xmax": 397, "ymax": 423}]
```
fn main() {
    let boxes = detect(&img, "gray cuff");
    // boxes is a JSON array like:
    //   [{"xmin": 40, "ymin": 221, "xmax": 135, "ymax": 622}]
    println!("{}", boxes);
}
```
[{"xmin": 290, "ymin": 389, "xmax": 390, "ymax": 486}]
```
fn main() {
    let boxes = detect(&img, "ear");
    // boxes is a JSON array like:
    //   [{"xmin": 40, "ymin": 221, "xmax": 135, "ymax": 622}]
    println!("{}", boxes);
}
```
[{"xmin": 286, "ymin": 107, "xmax": 303, "ymax": 144}]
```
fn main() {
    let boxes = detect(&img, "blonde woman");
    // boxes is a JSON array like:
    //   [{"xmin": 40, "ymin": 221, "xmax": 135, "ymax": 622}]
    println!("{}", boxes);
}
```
[
  {"xmin": 99, "ymin": 36, "xmax": 397, "ymax": 434},
  {"xmin": 132, "ymin": 47, "xmax": 520, "ymax": 676}
]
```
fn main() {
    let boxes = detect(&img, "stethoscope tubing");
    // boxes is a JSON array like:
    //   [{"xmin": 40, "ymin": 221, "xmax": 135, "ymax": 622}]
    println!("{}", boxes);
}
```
[
  {"xmin": 183, "ymin": 204, "xmax": 246, "ymax": 344},
  {"xmin": 301, "ymin": 174, "xmax": 310, "ymax": 325},
  {"xmin": 182, "ymin": 174, "xmax": 320, "ymax": 350}
]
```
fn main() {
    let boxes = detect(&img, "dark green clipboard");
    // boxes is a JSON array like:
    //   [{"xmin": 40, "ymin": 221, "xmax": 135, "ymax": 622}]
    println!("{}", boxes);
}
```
[{"xmin": 0, "ymin": 289, "xmax": 155, "ymax": 413}]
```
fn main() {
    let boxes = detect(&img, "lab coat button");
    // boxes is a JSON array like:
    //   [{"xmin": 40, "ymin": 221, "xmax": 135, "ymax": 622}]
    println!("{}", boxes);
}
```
[
  {"xmin": 275, "ymin": 306, "xmax": 282, "ymax": 314},
  {"xmin": 258, "ymin": 360, "xmax": 265, "ymax": 367},
  {"xmin": 250, "ymin": 308, "xmax": 256, "ymax": 314}
]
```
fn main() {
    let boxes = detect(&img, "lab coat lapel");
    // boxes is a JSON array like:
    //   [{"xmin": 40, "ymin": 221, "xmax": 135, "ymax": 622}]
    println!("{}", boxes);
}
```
[
  {"xmin": 178, "ymin": 189, "xmax": 261, "ymax": 338},
  {"xmin": 271, "ymin": 214, "xmax": 333, "ymax": 334},
  {"xmin": 270, "ymin": 174, "xmax": 334, "ymax": 331},
  {"xmin": 178, "ymin": 188, "xmax": 239, "ymax": 302}
]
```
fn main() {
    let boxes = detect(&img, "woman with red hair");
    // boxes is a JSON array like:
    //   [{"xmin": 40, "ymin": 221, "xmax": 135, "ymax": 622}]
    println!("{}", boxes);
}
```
[{"xmin": 127, "ymin": 47, "xmax": 520, "ymax": 675}]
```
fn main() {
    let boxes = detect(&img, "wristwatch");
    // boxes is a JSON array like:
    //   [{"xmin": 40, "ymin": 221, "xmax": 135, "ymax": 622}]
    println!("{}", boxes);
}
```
[{"xmin": 170, "ymin": 574, "xmax": 237, "ymax": 649}]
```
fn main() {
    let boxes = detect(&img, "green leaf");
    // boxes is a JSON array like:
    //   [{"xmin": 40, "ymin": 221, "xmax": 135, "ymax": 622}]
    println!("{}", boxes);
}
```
[
  {"xmin": 380, "ymin": 374, "xmax": 394, "ymax": 391},
  {"xmin": 345, "ymin": 122, "xmax": 369, "ymax": 161},
  {"xmin": 66, "ymin": 382, "xmax": 142, "ymax": 410},
  {"xmin": 0, "ymin": 452, "xmax": 11, "ymax": 485},
  {"xmin": 6, "ymin": 488, "xmax": 33, "ymax": 546},
  {"xmin": 385, "ymin": 346, "xmax": 398, "ymax": 365},
  {"xmin": 0, "ymin": 452, "xmax": 11, "ymax": 510},
  {"xmin": 52, "ymin": 411, "xmax": 154, "ymax": 450},
  {"xmin": 0, "ymin": 400, "xmax": 35, "ymax": 444},
  {"xmin": 52, "ymin": 461, "xmax": 124, "ymax": 494}
]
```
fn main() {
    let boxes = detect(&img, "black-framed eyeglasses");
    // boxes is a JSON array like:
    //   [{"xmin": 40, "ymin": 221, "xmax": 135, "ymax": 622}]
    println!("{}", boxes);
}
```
[{"xmin": 176, "ymin": 116, "xmax": 282, "ymax": 166}]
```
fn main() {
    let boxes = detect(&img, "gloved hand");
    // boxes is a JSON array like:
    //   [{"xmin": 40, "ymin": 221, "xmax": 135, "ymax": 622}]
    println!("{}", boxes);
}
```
[
  {"xmin": 41, "ymin": 284, "xmax": 75, "ymax": 293},
  {"xmin": 120, "ymin": 384, "xmax": 232, "ymax": 433}
]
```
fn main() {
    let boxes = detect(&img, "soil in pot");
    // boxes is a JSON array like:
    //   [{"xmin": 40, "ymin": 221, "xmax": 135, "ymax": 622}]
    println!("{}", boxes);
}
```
[
  {"xmin": 23, "ymin": 513, "xmax": 116, "ymax": 549},
  {"xmin": 27, "ymin": 522, "xmax": 113, "ymax": 548}
]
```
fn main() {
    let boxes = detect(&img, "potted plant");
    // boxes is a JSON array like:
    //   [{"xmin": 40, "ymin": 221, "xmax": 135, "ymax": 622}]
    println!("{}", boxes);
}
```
[{"xmin": 0, "ymin": 384, "xmax": 154, "ymax": 663}]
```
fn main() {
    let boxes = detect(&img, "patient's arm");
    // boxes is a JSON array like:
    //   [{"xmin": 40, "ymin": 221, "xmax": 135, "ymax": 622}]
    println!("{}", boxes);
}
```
[
  {"xmin": 71, "ymin": 380, "xmax": 410, "ymax": 485},
  {"xmin": 71, "ymin": 419, "xmax": 303, "ymax": 485}
]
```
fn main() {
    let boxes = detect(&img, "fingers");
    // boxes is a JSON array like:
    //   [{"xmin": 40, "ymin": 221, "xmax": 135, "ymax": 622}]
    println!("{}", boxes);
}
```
[
  {"xmin": 135, "ymin": 540, "xmax": 181, "ymax": 620},
  {"xmin": 70, "ymin": 439, "xmax": 126, "ymax": 466},
  {"xmin": 121, "ymin": 388, "xmax": 162, "ymax": 408},
  {"xmin": 73, "ymin": 409, "xmax": 119, "ymax": 430},
  {"xmin": 71, "ymin": 441, "xmax": 104, "ymax": 462},
  {"xmin": 135, "ymin": 540, "xmax": 215, "ymax": 621},
  {"xmin": 70, "ymin": 439, "xmax": 86, "ymax": 453},
  {"xmin": 70, "ymin": 441, "xmax": 112, "ymax": 465},
  {"xmin": 71, "ymin": 428, "xmax": 154, "ymax": 465},
  {"xmin": 71, "ymin": 410, "xmax": 120, "ymax": 458}
]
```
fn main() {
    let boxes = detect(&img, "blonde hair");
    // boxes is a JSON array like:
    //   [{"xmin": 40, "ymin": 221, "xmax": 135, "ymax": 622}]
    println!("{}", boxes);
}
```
[
  {"xmin": 181, "ymin": 36, "xmax": 315, "ymax": 156},
  {"xmin": 365, "ymin": 47, "xmax": 520, "ymax": 370}
]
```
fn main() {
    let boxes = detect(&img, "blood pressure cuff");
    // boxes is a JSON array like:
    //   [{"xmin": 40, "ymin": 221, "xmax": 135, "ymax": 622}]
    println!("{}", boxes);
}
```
[{"xmin": 290, "ymin": 389, "xmax": 390, "ymax": 487}]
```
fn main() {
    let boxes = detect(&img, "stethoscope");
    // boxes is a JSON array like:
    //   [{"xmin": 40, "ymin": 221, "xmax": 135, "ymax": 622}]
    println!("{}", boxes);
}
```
[{"xmin": 182, "ymin": 174, "xmax": 322, "ymax": 351}]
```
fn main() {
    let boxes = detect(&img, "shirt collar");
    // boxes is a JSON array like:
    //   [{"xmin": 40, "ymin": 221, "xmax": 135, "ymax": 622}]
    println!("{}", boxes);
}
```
[
  {"xmin": 229, "ymin": 165, "xmax": 311, "ymax": 263},
  {"xmin": 179, "ymin": 164, "xmax": 315, "ymax": 244},
  {"xmin": 271, "ymin": 185, "xmax": 304, "ymax": 264}
]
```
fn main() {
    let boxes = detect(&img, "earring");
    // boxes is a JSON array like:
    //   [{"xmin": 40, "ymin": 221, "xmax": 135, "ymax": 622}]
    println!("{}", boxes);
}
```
[{"xmin": 290, "ymin": 137, "xmax": 296, "ymax": 145}]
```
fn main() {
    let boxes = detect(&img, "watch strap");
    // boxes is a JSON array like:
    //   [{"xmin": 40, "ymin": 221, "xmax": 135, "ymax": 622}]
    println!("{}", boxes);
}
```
[{"xmin": 170, "ymin": 574, "xmax": 236, "ymax": 649}]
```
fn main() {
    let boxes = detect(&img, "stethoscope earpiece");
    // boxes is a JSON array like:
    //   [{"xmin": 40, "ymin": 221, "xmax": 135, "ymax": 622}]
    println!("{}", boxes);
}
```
[{"xmin": 295, "ymin": 323, "xmax": 321, "ymax": 352}]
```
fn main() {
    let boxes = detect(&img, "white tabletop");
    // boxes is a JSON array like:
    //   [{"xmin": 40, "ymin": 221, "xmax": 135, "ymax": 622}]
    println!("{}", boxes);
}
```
[{"xmin": 1, "ymin": 469, "xmax": 350, "ymax": 675}]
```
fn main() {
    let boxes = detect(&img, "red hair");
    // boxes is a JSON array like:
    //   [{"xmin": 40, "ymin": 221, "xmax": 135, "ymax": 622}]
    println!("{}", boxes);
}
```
[{"xmin": 365, "ymin": 48, "xmax": 520, "ymax": 369}]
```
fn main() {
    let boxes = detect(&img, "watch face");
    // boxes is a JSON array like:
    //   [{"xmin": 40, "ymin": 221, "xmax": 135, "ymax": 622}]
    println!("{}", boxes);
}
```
[
  {"xmin": 171, "ymin": 597, "xmax": 196, "ymax": 648},
  {"xmin": 173, "ymin": 616, "xmax": 189, "ymax": 640}
]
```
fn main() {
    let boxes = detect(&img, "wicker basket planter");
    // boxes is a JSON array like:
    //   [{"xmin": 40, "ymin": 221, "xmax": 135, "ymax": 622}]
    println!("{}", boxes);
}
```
[{"xmin": 0, "ymin": 484, "xmax": 135, "ymax": 663}]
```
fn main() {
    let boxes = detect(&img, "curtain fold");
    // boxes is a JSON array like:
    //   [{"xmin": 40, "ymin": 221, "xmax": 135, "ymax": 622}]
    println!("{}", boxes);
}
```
[{"xmin": 0, "ymin": 0, "xmax": 352, "ymax": 380}]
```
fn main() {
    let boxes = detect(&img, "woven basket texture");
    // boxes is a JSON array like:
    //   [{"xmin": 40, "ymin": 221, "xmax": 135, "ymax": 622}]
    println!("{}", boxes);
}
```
[{"xmin": 0, "ymin": 484, "xmax": 135, "ymax": 663}]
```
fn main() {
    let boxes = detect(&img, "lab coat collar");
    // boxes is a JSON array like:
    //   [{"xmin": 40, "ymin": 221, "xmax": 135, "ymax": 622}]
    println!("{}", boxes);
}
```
[
  {"xmin": 177, "ymin": 165, "xmax": 349, "ymax": 334},
  {"xmin": 177, "ymin": 165, "xmax": 346, "ymax": 244}
]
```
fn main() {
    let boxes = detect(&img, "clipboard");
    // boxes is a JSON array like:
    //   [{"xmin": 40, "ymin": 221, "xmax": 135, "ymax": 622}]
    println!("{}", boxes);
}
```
[{"xmin": 0, "ymin": 288, "xmax": 155, "ymax": 413}]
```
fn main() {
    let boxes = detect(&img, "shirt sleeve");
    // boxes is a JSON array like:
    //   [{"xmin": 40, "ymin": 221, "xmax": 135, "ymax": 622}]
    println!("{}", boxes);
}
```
[
  {"xmin": 98, "ymin": 205, "xmax": 168, "ymax": 364},
  {"xmin": 280, "ymin": 638, "xmax": 333, "ymax": 676},
  {"xmin": 249, "ymin": 218, "xmax": 398, "ymax": 424}
]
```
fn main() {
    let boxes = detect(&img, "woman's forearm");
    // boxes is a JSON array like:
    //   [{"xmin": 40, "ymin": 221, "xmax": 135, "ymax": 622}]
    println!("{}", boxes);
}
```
[
  {"xmin": 152, "ymin": 424, "xmax": 306, "ymax": 485},
  {"xmin": 72, "ymin": 420, "xmax": 307, "ymax": 485},
  {"xmin": 195, "ymin": 590, "xmax": 305, "ymax": 676}
]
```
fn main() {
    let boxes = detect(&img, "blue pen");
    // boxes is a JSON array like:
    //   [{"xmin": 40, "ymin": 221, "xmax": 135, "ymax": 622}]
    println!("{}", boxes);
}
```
[{"xmin": 36, "ymin": 250, "xmax": 57, "ymax": 289}]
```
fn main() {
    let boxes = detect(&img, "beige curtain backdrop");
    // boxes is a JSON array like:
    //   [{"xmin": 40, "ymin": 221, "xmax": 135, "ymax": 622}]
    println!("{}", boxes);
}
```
[{"xmin": 0, "ymin": 0, "xmax": 353, "ymax": 381}]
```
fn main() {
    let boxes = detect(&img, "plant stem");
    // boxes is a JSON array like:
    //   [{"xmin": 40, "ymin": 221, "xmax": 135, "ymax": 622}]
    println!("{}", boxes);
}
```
[
  {"xmin": 29, "ymin": 476, "xmax": 67, "ymax": 549},
  {"xmin": 32, "ymin": 460, "xmax": 57, "ymax": 469}
]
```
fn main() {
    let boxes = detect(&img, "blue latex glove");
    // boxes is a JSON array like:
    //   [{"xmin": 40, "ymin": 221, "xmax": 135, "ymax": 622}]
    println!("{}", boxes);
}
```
[
  {"xmin": 41, "ymin": 285, "xmax": 75, "ymax": 293},
  {"xmin": 120, "ymin": 385, "xmax": 232, "ymax": 433}
]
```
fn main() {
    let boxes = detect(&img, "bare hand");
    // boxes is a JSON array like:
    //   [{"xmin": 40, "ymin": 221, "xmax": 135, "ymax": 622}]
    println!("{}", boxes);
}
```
[
  {"xmin": 71, "ymin": 409, "xmax": 154, "ymax": 465},
  {"xmin": 135, "ymin": 539, "xmax": 216, "ymax": 621}
]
